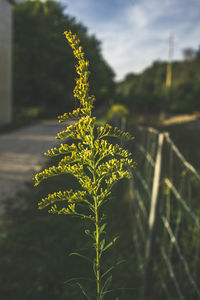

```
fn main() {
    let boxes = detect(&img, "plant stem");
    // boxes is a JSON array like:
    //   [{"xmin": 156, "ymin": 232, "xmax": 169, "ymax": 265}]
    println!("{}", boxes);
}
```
[
  {"xmin": 91, "ymin": 125, "xmax": 100, "ymax": 299},
  {"xmin": 94, "ymin": 196, "xmax": 100, "ymax": 300}
]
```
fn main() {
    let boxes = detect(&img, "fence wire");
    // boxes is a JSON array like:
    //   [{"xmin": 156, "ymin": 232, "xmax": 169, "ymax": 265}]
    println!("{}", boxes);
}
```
[{"xmin": 129, "ymin": 125, "xmax": 200, "ymax": 300}]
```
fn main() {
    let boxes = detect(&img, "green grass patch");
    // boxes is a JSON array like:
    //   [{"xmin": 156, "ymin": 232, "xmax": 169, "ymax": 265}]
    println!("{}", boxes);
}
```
[{"xmin": 0, "ymin": 157, "xmax": 140, "ymax": 300}]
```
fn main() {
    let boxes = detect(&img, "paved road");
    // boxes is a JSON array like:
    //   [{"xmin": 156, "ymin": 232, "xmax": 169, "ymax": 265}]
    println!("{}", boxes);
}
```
[{"xmin": 0, "ymin": 120, "xmax": 69, "ymax": 209}]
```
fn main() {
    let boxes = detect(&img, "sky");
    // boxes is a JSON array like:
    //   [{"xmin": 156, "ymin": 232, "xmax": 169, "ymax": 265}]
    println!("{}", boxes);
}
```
[{"xmin": 59, "ymin": 0, "xmax": 200, "ymax": 80}]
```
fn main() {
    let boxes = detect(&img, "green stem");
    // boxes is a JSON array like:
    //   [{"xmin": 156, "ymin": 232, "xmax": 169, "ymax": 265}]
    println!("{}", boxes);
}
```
[
  {"xmin": 94, "ymin": 196, "xmax": 100, "ymax": 300},
  {"xmin": 91, "ymin": 125, "xmax": 101, "ymax": 299}
]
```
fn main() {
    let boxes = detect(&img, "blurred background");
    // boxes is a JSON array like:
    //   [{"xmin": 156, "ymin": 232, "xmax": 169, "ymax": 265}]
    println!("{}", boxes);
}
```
[
  {"xmin": 0, "ymin": 1, "xmax": 200, "ymax": 299},
  {"xmin": 1, "ymin": 0, "xmax": 200, "ymax": 125}
]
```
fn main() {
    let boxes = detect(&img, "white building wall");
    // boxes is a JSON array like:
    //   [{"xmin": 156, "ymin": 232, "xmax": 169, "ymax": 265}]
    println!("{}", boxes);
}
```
[{"xmin": 0, "ymin": 0, "xmax": 12, "ymax": 125}]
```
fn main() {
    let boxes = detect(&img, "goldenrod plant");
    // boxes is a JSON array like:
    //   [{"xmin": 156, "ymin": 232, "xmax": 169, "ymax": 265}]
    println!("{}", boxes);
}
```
[
  {"xmin": 34, "ymin": 30, "xmax": 135, "ymax": 300},
  {"xmin": 107, "ymin": 104, "xmax": 129, "ymax": 121}
]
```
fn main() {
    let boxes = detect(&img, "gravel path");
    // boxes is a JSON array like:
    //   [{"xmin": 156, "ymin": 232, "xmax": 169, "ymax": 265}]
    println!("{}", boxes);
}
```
[{"xmin": 0, "ymin": 120, "xmax": 69, "ymax": 210}]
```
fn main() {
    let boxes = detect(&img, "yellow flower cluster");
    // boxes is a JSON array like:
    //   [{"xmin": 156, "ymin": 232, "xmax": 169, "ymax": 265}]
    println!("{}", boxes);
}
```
[
  {"xmin": 96, "ymin": 158, "xmax": 134, "ymax": 178},
  {"xmin": 34, "ymin": 29, "xmax": 135, "ymax": 216},
  {"xmin": 56, "ymin": 116, "xmax": 96, "ymax": 140},
  {"xmin": 94, "ymin": 139, "xmax": 132, "ymax": 163},
  {"xmin": 57, "ymin": 31, "xmax": 95, "ymax": 123},
  {"xmin": 38, "ymin": 190, "xmax": 86, "ymax": 210},
  {"xmin": 97, "ymin": 123, "xmax": 133, "ymax": 140},
  {"xmin": 44, "ymin": 143, "xmax": 78, "ymax": 156},
  {"xmin": 33, "ymin": 30, "xmax": 136, "ymax": 298}
]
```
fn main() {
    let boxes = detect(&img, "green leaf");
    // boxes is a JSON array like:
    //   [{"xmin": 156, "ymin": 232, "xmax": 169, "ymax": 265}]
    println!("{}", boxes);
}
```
[
  {"xmin": 64, "ymin": 277, "xmax": 95, "ymax": 284},
  {"xmin": 101, "ymin": 259, "xmax": 126, "ymax": 279},
  {"xmin": 85, "ymin": 229, "xmax": 95, "ymax": 240},
  {"xmin": 100, "ymin": 239, "xmax": 105, "ymax": 252},
  {"xmin": 76, "ymin": 282, "xmax": 92, "ymax": 300},
  {"xmin": 93, "ymin": 260, "xmax": 97, "ymax": 276},
  {"xmin": 102, "ymin": 236, "xmax": 119, "ymax": 252},
  {"xmin": 101, "ymin": 266, "xmax": 115, "ymax": 280},
  {"xmin": 100, "ymin": 275, "xmax": 113, "ymax": 299},
  {"xmin": 85, "ymin": 229, "xmax": 91, "ymax": 236},
  {"xmin": 99, "ymin": 223, "xmax": 107, "ymax": 235},
  {"xmin": 69, "ymin": 252, "xmax": 93, "ymax": 264}
]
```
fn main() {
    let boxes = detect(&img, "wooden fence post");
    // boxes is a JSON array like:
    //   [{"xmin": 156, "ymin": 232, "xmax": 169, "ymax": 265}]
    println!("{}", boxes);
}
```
[{"xmin": 141, "ymin": 133, "xmax": 164, "ymax": 300}]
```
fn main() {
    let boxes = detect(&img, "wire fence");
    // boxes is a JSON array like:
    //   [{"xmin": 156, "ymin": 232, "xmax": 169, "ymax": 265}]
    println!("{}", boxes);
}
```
[{"xmin": 128, "ymin": 125, "xmax": 200, "ymax": 300}]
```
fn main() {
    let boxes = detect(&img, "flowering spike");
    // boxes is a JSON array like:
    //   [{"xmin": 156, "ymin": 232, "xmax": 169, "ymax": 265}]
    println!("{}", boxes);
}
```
[{"xmin": 33, "ymin": 30, "xmax": 135, "ymax": 299}]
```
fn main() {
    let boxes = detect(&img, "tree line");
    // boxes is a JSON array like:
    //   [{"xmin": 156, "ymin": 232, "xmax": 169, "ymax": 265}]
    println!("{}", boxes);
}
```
[
  {"xmin": 13, "ymin": 0, "xmax": 115, "ymax": 118},
  {"xmin": 116, "ymin": 52, "xmax": 200, "ymax": 114},
  {"xmin": 13, "ymin": 0, "xmax": 200, "ymax": 118}
]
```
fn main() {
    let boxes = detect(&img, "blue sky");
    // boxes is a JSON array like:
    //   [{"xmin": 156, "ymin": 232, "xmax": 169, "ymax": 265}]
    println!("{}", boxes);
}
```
[{"xmin": 59, "ymin": 0, "xmax": 200, "ymax": 80}]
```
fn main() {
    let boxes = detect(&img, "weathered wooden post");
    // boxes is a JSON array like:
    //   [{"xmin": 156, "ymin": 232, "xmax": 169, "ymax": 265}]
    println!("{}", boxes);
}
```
[{"xmin": 141, "ymin": 133, "xmax": 164, "ymax": 300}]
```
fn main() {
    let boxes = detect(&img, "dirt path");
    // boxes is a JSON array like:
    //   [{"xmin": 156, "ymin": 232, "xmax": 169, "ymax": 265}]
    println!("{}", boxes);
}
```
[{"xmin": 0, "ymin": 120, "xmax": 69, "ymax": 210}]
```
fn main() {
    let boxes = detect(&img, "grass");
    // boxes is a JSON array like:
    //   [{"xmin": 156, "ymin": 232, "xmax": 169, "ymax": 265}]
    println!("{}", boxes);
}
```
[{"xmin": 0, "ymin": 154, "xmax": 140, "ymax": 300}]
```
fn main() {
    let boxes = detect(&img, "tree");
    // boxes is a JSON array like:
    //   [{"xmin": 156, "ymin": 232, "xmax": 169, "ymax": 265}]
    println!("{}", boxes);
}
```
[
  {"xmin": 182, "ymin": 48, "xmax": 196, "ymax": 61},
  {"xmin": 116, "ymin": 55, "xmax": 200, "ymax": 113},
  {"xmin": 13, "ymin": 0, "xmax": 115, "ymax": 117}
]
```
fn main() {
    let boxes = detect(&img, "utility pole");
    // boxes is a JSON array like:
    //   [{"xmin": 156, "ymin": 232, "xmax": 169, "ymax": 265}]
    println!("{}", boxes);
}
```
[
  {"xmin": 166, "ymin": 34, "xmax": 174, "ymax": 88},
  {"xmin": 165, "ymin": 34, "xmax": 174, "ymax": 113}
]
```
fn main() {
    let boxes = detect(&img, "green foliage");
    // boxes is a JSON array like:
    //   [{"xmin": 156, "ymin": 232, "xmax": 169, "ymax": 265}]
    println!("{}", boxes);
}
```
[
  {"xmin": 13, "ymin": 0, "xmax": 115, "ymax": 118},
  {"xmin": 116, "ymin": 63, "xmax": 166, "ymax": 113},
  {"xmin": 0, "ymin": 166, "xmax": 140, "ymax": 300},
  {"xmin": 107, "ymin": 104, "xmax": 129, "ymax": 120},
  {"xmin": 116, "ymin": 55, "xmax": 200, "ymax": 113},
  {"xmin": 33, "ymin": 30, "xmax": 135, "ymax": 299}
]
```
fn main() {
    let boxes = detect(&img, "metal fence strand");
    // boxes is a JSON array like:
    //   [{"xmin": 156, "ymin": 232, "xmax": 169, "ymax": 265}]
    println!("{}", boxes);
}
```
[
  {"xmin": 135, "ymin": 143, "xmax": 155, "ymax": 167},
  {"xmin": 128, "ymin": 124, "xmax": 200, "ymax": 299},
  {"xmin": 165, "ymin": 178, "xmax": 200, "ymax": 229},
  {"xmin": 134, "ymin": 169, "xmax": 152, "ymax": 198},
  {"xmin": 164, "ymin": 133, "xmax": 200, "ymax": 181},
  {"xmin": 161, "ymin": 247, "xmax": 185, "ymax": 300},
  {"xmin": 162, "ymin": 216, "xmax": 200, "ymax": 297}
]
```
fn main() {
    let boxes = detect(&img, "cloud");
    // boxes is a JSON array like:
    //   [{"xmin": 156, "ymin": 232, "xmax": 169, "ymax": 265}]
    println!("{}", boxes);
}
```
[{"xmin": 61, "ymin": 0, "xmax": 200, "ymax": 80}]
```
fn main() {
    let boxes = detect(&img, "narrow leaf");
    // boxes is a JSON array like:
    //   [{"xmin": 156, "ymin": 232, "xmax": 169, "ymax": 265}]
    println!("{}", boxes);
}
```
[
  {"xmin": 93, "ymin": 260, "xmax": 97, "ymax": 276},
  {"xmin": 64, "ymin": 277, "xmax": 95, "ymax": 284},
  {"xmin": 100, "ymin": 275, "xmax": 113, "ymax": 299},
  {"xmin": 100, "ymin": 239, "xmax": 105, "ymax": 251},
  {"xmin": 101, "ymin": 266, "xmax": 115, "ymax": 279},
  {"xmin": 101, "ymin": 259, "xmax": 126, "ymax": 279},
  {"xmin": 99, "ymin": 223, "xmax": 107, "ymax": 235},
  {"xmin": 69, "ymin": 252, "xmax": 93, "ymax": 264},
  {"xmin": 85, "ymin": 229, "xmax": 90, "ymax": 236},
  {"xmin": 76, "ymin": 282, "xmax": 91, "ymax": 300},
  {"xmin": 85, "ymin": 229, "xmax": 95, "ymax": 240},
  {"xmin": 102, "ymin": 236, "xmax": 119, "ymax": 252}
]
